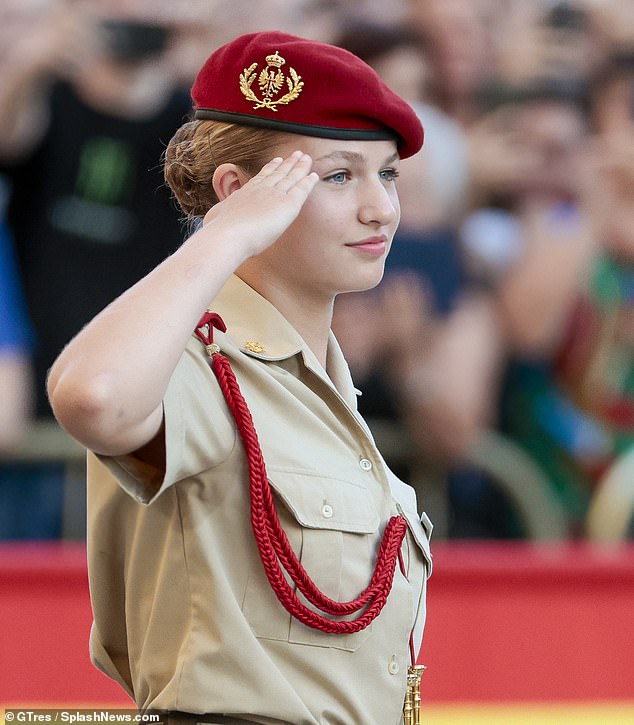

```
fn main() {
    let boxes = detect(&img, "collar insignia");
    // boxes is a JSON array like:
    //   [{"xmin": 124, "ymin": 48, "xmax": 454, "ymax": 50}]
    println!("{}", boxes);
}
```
[
  {"xmin": 239, "ymin": 50, "xmax": 304, "ymax": 112},
  {"xmin": 244, "ymin": 340, "xmax": 265, "ymax": 353}
]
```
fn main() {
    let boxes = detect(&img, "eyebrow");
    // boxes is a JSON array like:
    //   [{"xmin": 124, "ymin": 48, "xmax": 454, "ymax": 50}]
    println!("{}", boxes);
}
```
[{"xmin": 313, "ymin": 150, "xmax": 400, "ymax": 165}]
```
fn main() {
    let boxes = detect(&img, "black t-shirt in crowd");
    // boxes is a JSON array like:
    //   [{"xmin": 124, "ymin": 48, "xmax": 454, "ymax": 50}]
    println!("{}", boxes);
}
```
[{"xmin": 2, "ymin": 81, "xmax": 191, "ymax": 416}]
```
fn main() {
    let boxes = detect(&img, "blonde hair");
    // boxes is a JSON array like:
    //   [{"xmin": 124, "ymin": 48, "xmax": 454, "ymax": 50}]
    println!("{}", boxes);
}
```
[{"xmin": 163, "ymin": 120, "xmax": 289, "ymax": 219}]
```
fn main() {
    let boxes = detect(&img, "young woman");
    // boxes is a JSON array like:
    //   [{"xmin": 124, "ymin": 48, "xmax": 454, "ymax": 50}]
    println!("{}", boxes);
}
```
[{"xmin": 48, "ymin": 31, "xmax": 432, "ymax": 725}]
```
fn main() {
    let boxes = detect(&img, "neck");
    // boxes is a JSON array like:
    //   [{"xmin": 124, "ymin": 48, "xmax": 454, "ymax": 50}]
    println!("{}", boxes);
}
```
[{"xmin": 237, "ymin": 266, "xmax": 334, "ymax": 370}]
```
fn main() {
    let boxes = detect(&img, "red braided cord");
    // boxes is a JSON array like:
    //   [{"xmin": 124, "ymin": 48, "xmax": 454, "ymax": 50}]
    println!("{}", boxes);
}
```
[
  {"xmin": 216, "ymin": 352, "xmax": 405, "ymax": 606},
  {"xmin": 196, "ymin": 314, "xmax": 407, "ymax": 634},
  {"xmin": 213, "ymin": 353, "xmax": 407, "ymax": 633}
]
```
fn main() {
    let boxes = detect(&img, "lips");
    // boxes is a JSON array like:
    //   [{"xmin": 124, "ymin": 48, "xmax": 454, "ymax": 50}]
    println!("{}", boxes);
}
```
[{"xmin": 346, "ymin": 235, "xmax": 388, "ymax": 256}]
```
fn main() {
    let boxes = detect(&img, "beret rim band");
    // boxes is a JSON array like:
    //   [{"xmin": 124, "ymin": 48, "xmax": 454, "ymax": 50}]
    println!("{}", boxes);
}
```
[{"xmin": 193, "ymin": 108, "xmax": 400, "ymax": 145}]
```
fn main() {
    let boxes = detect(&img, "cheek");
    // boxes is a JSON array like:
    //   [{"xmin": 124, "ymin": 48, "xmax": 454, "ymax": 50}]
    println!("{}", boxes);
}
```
[
  {"xmin": 273, "ymin": 200, "xmax": 336, "ymax": 257},
  {"xmin": 297, "ymin": 194, "xmax": 347, "ymax": 239}
]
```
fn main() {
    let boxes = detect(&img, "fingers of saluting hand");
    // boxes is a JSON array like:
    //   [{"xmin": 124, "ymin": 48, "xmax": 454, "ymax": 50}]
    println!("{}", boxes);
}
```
[
  {"xmin": 202, "ymin": 150, "xmax": 319, "ymax": 259},
  {"xmin": 256, "ymin": 151, "xmax": 319, "ymax": 195}
]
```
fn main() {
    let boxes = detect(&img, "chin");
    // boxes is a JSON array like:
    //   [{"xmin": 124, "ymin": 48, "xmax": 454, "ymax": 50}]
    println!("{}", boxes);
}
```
[{"xmin": 339, "ymin": 270, "xmax": 386, "ymax": 295}]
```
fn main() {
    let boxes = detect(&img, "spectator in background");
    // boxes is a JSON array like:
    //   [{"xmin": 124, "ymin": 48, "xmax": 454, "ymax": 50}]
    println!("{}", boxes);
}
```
[
  {"xmin": 494, "ymin": 0, "xmax": 604, "ymax": 90},
  {"xmin": 0, "ymin": 0, "xmax": 194, "ymax": 418},
  {"xmin": 470, "ymin": 0, "xmax": 605, "ymax": 205},
  {"xmin": 404, "ymin": 0, "xmax": 497, "ymax": 126},
  {"xmin": 591, "ymin": 49, "xmax": 634, "ymax": 137},
  {"xmin": 455, "ymin": 2, "xmax": 633, "ymax": 535},
  {"xmin": 461, "ymin": 81, "xmax": 601, "ymax": 527},
  {"xmin": 0, "ymin": 0, "xmax": 196, "ymax": 538}
]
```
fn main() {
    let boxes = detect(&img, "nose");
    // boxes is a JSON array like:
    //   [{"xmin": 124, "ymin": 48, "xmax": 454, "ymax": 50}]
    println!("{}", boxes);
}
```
[{"xmin": 358, "ymin": 178, "xmax": 399, "ymax": 227}]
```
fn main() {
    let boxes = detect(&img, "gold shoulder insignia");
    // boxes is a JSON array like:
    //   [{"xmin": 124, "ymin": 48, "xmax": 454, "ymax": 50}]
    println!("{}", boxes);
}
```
[
  {"xmin": 239, "ymin": 50, "xmax": 303, "ymax": 112},
  {"xmin": 244, "ymin": 340, "xmax": 265, "ymax": 353}
]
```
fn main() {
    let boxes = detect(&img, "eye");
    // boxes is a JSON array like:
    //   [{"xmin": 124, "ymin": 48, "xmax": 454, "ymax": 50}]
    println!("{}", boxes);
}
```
[
  {"xmin": 379, "ymin": 167, "xmax": 400, "ymax": 182},
  {"xmin": 324, "ymin": 170, "xmax": 350, "ymax": 185}
]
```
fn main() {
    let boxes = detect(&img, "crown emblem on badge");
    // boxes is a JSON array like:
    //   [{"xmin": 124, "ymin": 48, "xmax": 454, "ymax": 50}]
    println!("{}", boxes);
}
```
[{"xmin": 239, "ymin": 50, "xmax": 304, "ymax": 111}]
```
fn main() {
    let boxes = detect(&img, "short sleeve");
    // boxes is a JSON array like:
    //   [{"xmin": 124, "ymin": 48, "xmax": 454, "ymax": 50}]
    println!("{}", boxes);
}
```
[{"xmin": 95, "ymin": 337, "xmax": 237, "ymax": 504}]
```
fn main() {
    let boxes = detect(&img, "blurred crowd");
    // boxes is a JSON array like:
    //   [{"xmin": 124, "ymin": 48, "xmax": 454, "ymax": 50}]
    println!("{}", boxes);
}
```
[{"xmin": 1, "ymin": 0, "xmax": 633, "ymax": 539}]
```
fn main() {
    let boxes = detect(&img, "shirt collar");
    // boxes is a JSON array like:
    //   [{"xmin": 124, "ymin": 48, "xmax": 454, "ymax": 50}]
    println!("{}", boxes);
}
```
[
  {"xmin": 212, "ymin": 274, "xmax": 303, "ymax": 361},
  {"xmin": 211, "ymin": 274, "xmax": 358, "ymax": 410},
  {"xmin": 325, "ymin": 331, "xmax": 359, "ymax": 411}
]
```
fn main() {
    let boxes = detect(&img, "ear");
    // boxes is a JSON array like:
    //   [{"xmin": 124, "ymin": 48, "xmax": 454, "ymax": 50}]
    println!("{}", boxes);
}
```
[{"xmin": 212, "ymin": 163, "xmax": 250, "ymax": 202}]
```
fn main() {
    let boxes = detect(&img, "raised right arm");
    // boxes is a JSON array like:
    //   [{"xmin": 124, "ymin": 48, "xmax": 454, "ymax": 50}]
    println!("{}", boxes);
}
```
[{"xmin": 47, "ymin": 152, "xmax": 318, "ymax": 456}]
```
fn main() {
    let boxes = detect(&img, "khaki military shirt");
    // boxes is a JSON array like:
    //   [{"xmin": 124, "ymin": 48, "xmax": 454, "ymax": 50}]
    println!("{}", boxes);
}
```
[{"xmin": 87, "ymin": 274, "xmax": 433, "ymax": 725}]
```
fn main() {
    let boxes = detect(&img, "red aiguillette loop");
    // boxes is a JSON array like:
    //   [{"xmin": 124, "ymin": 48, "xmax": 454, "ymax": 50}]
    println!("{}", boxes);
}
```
[
  {"xmin": 194, "ymin": 311, "xmax": 227, "ymax": 347},
  {"xmin": 193, "ymin": 311, "xmax": 407, "ymax": 634}
]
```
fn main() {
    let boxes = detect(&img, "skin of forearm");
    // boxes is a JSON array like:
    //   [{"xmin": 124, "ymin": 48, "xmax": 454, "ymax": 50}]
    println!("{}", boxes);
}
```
[
  {"xmin": 498, "ymin": 233, "xmax": 598, "ymax": 355},
  {"xmin": 0, "ymin": 59, "xmax": 50, "ymax": 160},
  {"xmin": 395, "ymin": 291, "xmax": 507, "ymax": 460},
  {"xmin": 0, "ymin": 352, "xmax": 33, "ymax": 450},
  {"xmin": 47, "ymin": 220, "xmax": 248, "ymax": 455}
]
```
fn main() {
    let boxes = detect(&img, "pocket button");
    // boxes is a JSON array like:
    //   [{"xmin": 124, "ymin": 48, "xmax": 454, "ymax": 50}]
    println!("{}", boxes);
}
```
[{"xmin": 321, "ymin": 503, "xmax": 334, "ymax": 519}]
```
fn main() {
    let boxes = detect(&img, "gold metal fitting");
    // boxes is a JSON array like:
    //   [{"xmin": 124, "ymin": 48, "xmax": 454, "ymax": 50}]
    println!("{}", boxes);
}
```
[{"xmin": 403, "ymin": 664, "xmax": 427, "ymax": 725}]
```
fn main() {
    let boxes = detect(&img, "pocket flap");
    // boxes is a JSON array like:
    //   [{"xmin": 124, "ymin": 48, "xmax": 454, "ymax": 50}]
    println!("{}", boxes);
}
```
[
  {"xmin": 267, "ymin": 468, "xmax": 380, "ymax": 534},
  {"xmin": 401, "ymin": 507, "xmax": 433, "ymax": 576}
]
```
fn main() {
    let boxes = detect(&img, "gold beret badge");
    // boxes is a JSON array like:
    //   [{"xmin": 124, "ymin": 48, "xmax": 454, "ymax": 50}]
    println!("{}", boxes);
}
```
[{"xmin": 239, "ymin": 50, "xmax": 304, "ymax": 111}]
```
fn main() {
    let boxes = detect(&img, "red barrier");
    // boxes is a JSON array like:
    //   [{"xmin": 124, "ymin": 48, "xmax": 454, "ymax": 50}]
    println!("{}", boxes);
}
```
[
  {"xmin": 1, "ymin": 541, "xmax": 633, "ymax": 704},
  {"xmin": 0, "ymin": 543, "xmax": 129, "ymax": 705},
  {"xmin": 420, "ymin": 542, "xmax": 634, "ymax": 702}
]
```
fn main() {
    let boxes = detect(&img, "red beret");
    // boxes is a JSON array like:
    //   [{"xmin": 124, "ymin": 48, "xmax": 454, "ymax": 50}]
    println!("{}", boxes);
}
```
[{"xmin": 191, "ymin": 31, "xmax": 424, "ymax": 159}]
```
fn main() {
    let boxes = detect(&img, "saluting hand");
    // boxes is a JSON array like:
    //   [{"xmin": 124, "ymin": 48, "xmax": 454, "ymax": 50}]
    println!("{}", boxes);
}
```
[{"xmin": 202, "ymin": 150, "xmax": 319, "ymax": 261}]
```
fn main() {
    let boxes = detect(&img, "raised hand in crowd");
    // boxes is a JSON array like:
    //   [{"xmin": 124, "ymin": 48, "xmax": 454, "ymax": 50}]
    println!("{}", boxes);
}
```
[{"xmin": 0, "ymin": 0, "xmax": 102, "ymax": 157}]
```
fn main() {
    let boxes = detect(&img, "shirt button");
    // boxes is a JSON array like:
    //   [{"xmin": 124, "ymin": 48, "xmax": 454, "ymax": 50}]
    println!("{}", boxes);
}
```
[
  {"xmin": 321, "ymin": 503, "xmax": 334, "ymax": 519},
  {"xmin": 359, "ymin": 458, "xmax": 373, "ymax": 471},
  {"xmin": 388, "ymin": 655, "xmax": 400, "ymax": 675}
]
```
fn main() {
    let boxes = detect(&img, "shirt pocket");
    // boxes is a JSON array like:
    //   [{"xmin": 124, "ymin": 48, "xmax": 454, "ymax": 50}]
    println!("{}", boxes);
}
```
[{"xmin": 241, "ymin": 468, "xmax": 381, "ymax": 652}]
